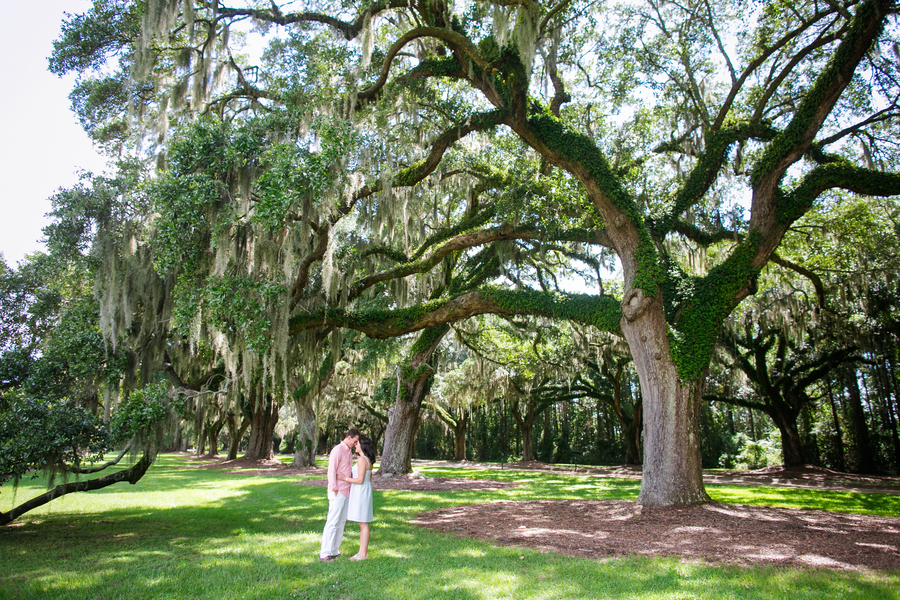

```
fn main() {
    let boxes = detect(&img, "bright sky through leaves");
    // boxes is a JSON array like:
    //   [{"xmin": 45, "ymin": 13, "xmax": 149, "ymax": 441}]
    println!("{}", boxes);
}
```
[{"xmin": 0, "ymin": 0, "xmax": 109, "ymax": 266}]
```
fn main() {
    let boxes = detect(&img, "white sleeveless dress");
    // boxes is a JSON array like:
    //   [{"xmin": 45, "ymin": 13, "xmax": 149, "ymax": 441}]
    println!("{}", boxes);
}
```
[{"xmin": 346, "ymin": 463, "xmax": 374, "ymax": 523}]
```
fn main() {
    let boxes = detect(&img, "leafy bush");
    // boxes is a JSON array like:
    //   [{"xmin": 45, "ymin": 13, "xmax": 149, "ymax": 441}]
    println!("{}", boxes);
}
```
[{"xmin": 733, "ymin": 432, "xmax": 783, "ymax": 470}]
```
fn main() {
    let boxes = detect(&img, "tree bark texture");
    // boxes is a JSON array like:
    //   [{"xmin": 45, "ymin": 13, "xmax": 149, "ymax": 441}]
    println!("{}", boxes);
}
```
[
  {"xmin": 244, "ymin": 393, "xmax": 279, "ymax": 460},
  {"xmin": 453, "ymin": 409, "xmax": 469, "ymax": 461},
  {"xmin": 377, "ymin": 325, "xmax": 448, "ymax": 477},
  {"xmin": 292, "ymin": 395, "xmax": 318, "ymax": 467}
]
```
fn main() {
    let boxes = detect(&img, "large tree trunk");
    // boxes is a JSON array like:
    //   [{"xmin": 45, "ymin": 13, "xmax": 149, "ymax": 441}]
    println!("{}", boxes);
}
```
[
  {"xmin": 292, "ymin": 396, "xmax": 318, "ymax": 467},
  {"xmin": 623, "ymin": 302, "xmax": 709, "ymax": 506},
  {"xmin": 378, "ymin": 326, "xmax": 448, "ymax": 477},
  {"xmin": 244, "ymin": 393, "xmax": 279, "ymax": 460},
  {"xmin": 776, "ymin": 416, "xmax": 806, "ymax": 468}
]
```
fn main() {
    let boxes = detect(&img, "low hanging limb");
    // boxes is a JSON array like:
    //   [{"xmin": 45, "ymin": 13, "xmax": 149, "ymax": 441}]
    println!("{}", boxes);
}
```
[{"xmin": 0, "ymin": 449, "xmax": 155, "ymax": 527}]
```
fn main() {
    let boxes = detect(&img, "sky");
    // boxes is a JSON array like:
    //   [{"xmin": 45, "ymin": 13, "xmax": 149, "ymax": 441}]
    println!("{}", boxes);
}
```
[{"xmin": 0, "ymin": 0, "xmax": 109, "ymax": 267}]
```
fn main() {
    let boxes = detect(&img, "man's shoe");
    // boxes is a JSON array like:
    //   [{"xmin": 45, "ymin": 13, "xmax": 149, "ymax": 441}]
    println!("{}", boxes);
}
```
[
  {"xmin": 319, "ymin": 556, "xmax": 334, "ymax": 562},
  {"xmin": 330, "ymin": 553, "xmax": 341, "ymax": 558}
]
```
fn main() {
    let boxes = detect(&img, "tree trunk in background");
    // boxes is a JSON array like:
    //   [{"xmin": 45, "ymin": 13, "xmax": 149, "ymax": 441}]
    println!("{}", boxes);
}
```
[
  {"xmin": 826, "ymin": 377, "xmax": 846, "ymax": 472},
  {"xmin": 877, "ymin": 356, "xmax": 900, "ymax": 470},
  {"xmin": 244, "ymin": 392, "xmax": 279, "ymax": 460},
  {"xmin": 453, "ymin": 410, "xmax": 469, "ymax": 461},
  {"xmin": 845, "ymin": 368, "xmax": 876, "ymax": 473},
  {"xmin": 625, "ymin": 403, "xmax": 643, "ymax": 465},
  {"xmin": 378, "ymin": 325, "xmax": 448, "ymax": 477},
  {"xmin": 776, "ymin": 417, "xmax": 806, "ymax": 468},
  {"xmin": 291, "ymin": 361, "xmax": 335, "ymax": 467},
  {"xmin": 226, "ymin": 413, "xmax": 250, "ymax": 460},
  {"xmin": 292, "ymin": 396, "xmax": 318, "ymax": 467},
  {"xmin": 609, "ymin": 364, "xmax": 643, "ymax": 465},
  {"xmin": 511, "ymin": 399, "xmax": 538, "ymax": 462}
]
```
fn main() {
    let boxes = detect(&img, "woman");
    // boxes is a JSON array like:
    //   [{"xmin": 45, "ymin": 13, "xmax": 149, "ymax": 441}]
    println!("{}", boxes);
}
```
[{"xmin": 338, "ymin": 435, "xmax": 376, "ymax": 560}]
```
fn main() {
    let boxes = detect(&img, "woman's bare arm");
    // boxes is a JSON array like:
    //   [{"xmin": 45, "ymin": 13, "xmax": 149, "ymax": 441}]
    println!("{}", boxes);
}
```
[{"xmin": 339, "ymin": 457, "xmax": 370, "ymax": 484}]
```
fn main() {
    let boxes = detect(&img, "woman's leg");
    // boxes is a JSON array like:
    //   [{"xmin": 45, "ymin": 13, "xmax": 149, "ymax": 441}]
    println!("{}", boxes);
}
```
[{"xmin": 358, "ymin": 522, "xmax": 370, "ymax": 558}]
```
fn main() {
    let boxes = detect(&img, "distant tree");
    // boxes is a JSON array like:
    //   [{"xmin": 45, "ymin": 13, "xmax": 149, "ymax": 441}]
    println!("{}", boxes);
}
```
[{"xmin": 711, "ymin": 296, "xmax": 858, "ymax": 467}]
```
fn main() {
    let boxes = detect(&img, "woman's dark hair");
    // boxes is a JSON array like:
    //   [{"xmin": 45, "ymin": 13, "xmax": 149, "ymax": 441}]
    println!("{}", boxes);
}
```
[{"xmin": 358, "ymin": 436, "xmax": 377, "ymax": 464}]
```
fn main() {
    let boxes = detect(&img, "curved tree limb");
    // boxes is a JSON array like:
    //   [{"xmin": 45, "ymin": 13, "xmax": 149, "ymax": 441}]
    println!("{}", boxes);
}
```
[
  {"xmin": 0, "ymin": 450, "xmax": 155, "ymax": 526},
  {"xmin": 359, "ymin": 27, "xmax": 490, "ymax": 100},
  {"xmin": 215, "ymin": 1, "xmax": 410, "ymax": 40},
  {"xmin": 779, "ymin": 162, "xmax": 900, "ymax": 224},
  {"xmin": 67, "ymin": 441, "xmax": 133, "ymax": 474},
  {"xmin": 289, "ymin": 289, "xmax": 623, "ymax": 338}
]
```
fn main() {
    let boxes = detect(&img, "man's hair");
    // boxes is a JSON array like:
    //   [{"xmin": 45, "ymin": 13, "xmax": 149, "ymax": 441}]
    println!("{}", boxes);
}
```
[{"xmin": 345, "ymin": 428, "xmax": 361, "ymax": 439}]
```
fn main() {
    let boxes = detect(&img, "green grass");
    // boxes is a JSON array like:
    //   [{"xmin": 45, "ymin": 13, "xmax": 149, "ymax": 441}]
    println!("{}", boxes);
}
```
[{"xmin": 0, "ymin": 454, "xmax": 897, "ymax": 599}]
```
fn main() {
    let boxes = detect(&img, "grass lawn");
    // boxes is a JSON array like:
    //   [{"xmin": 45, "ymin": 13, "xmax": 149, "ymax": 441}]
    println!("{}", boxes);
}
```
[{"xmin": 0, "ymin": 454, "xmax": 897, "ymax": 599}]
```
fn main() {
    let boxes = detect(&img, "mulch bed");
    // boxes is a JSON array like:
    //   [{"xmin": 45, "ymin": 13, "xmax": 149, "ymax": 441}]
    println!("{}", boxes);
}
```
[{"xmin": 412, "ymin": 500, "xmax": 900, "ymax": 572}]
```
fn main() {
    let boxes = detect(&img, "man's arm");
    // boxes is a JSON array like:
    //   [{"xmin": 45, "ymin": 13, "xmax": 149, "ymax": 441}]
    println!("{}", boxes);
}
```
[{"xmin": 326, "ymin": 446, "xmax": 339, "ymax": 492}]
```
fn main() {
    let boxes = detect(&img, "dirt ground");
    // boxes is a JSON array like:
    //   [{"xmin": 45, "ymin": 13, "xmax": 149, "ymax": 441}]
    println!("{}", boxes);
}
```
[{"xmin": 181, "ymin": 455, "xmax": 900, "ymax": 571}]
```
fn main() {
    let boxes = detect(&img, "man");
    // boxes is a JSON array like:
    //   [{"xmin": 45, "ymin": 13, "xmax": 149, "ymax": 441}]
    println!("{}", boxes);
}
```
[{"xmin": 319, "ymin": 427, "xmax": 360, "ymax": 562}]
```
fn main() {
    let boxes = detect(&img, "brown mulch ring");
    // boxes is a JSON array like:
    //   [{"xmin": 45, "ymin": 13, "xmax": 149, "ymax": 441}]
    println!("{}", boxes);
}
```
[
  {"xmin": 298, "ymin": 476, "xmax": 518, "ymax": 492},
  {"xmin": 412, "ymin": 500, "xmax": 900, "ymax": 572}
]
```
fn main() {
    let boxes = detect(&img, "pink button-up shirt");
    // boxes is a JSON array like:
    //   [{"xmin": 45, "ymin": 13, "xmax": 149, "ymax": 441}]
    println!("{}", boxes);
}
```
[{"xmin": 327, "ymin": 441, "xmax": 353, "ymax": 498}]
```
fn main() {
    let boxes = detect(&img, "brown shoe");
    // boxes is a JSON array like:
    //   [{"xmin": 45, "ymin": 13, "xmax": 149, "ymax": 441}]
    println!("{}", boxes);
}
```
[{"xmin": 319, "ymin": 556, "xmax": 334, "ymax": 562}]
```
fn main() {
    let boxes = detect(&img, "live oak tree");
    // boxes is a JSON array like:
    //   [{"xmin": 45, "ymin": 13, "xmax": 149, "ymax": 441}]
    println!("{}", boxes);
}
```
[
  {"xmin": 55, "ymin": 0, "xmax": 900, "ymax": 504},
  {"xmin": 281, "ymin": 0, "xmax": 900, "ymax": 504}
]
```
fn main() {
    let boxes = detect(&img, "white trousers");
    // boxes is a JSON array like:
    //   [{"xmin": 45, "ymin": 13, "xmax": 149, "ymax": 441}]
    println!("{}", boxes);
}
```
[{"xmin": 320, "ymin": 491, "xmax": 349, "ymax": 558}]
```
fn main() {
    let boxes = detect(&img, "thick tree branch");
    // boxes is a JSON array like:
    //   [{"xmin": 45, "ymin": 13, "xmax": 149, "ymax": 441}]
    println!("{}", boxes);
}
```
[
  {"xmin": 0, "ymin": 450, "xmax": 154, "ymax": 526},
  {"xmin": 713, "ymin": 8, "xmax": 841, "ymax": 129},
  {"xmin": 359, "ymin": 27, "xmax": 490, "ymax": 100},
  {"xmin": 751, "ymin": 0, "xmax": 892, "ymax": 207},
  {"xmin": 780, "ymin": 163, "xmax": 900, "ymax": 224},
  {"xmin": 289, "ymin": 289, "xmax": 622, "ymax": 338},
  {"xmin": 215, "ymin": 1, "xmax": 409, "ymax": 40}
]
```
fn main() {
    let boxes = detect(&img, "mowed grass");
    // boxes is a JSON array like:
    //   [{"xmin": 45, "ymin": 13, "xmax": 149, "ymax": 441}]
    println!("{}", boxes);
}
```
[{"xmin": 0, "ymin": 455, "xmax": 896, "ymax": 600}]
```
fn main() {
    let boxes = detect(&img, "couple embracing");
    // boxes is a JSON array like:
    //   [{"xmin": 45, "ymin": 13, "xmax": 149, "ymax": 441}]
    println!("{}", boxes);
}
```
[{"xmin": 319, "ymin": 428, "xmax": 375, "ymax": 562}]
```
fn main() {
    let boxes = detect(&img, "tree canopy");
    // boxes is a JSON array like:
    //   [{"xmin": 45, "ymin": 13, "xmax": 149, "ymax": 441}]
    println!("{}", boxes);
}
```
[{"xmin": 33, "ymin": 0, "xmax": 900, "ymax": 506}]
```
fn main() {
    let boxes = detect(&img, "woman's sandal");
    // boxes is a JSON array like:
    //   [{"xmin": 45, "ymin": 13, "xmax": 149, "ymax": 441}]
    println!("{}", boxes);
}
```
[{"xmin": 349, "ymin": 555, "xmax": 367, "ymax": 561}]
